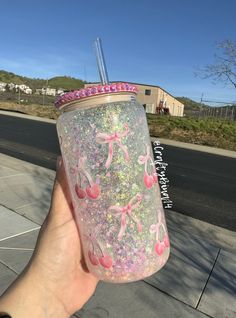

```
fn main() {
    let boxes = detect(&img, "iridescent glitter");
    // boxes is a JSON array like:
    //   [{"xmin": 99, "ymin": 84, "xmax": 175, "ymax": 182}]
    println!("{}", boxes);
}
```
[{"xmin": 56, "ymin": 87, "xmax": 170, "ymax": 283}]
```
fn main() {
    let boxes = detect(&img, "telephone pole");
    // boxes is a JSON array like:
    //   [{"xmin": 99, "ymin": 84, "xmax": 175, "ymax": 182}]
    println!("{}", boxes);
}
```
[
  {"xmin": 42, "ymin": 78, "xmax": 48, "ymax": 106},
  {"xmin": 199, "ymin": 93, "xmax": 204, "ymax": 118},
  {"xmin": 18, "ymin": 87, "xmax": 21, "ymax": 104}
]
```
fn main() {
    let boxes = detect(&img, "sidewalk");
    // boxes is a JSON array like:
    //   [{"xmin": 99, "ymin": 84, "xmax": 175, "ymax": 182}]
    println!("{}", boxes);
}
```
[{"xmin": 0, "ymin": 153, "xmax": 236, "ymax": 318}]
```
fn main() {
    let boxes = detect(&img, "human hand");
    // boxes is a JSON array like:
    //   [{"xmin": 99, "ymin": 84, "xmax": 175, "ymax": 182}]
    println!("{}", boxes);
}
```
[{"xmin": 0, "ymin": 157, "xmax": 98, "ymax": 318}]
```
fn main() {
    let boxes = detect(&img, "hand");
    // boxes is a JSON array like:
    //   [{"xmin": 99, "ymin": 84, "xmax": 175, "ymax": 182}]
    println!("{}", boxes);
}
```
[{"xmin": 0, "ymin": 157, "xmax": 98, "ymax": 318}]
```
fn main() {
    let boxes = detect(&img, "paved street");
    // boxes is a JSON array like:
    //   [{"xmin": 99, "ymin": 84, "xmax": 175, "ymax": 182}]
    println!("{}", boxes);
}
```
[
  {"xmin": 0, "ymin": 112, "xmax": 236, "ymax": 231},
  {"xmin": 160, "ymin": 143, "xmax": 236, "ymax": 231}
]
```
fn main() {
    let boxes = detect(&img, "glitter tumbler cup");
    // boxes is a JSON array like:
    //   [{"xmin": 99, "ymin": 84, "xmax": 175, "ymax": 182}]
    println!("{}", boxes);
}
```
[{"xmin": 55, "ymin": 83, "xmax": 170, "ymax": 283}]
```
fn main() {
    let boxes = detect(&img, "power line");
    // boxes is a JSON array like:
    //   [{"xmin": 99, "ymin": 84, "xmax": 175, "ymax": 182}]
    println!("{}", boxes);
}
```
[{"xmin": 202, "ymin": 99, "xmax": 235, "ymax": 105}]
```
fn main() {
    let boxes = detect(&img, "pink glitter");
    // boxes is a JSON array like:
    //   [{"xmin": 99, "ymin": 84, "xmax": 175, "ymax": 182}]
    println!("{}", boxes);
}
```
[{"xmin": 55, "ymin": 82, "xmax": 138, "ymax": 109}]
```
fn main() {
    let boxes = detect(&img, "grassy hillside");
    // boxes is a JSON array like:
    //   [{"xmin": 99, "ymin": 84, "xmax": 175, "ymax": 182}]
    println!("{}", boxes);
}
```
[
  {"xmin": 0, "ymin": 101, "xmax": 59, "ymax": 119},
  {"xmin": 147, "ymin": 113, "xmax": 236, "ymax": 151},
  {"xmin": 0, "ymin": 70, "xmax": 27, "ymax": 85},
  {"xmin": 0, "ymin": 70, "xmax": 85, "ymax": 90},
  {"xmin": 176, "ymin": 96, "xmax": 209, "ymax": 110},
  {"xmin": 48, "ymin": 76, "xmax": 85, "ymax": 90}
]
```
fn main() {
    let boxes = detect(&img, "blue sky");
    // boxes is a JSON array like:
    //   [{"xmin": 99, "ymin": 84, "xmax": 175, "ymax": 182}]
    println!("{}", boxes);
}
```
[{"xmin": 0, "ymin": 0, "xmax": 236, "ymax": 103}]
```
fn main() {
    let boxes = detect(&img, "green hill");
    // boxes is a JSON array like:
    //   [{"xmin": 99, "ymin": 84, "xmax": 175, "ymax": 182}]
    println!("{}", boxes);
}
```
[
  {"xmin": 176, "ymin": 97, "xmax": 209, "ymax": 110},
  {"xmin": 0, "ymin": 70, "xmax": 85, "ymax": 90},
  {"xmin": 0, "ymin": 70, "xmax": 27, "ymax": 85},
  {"xmin": 48, "ymin": 76, "xmax": 85, "ymax": 90}
]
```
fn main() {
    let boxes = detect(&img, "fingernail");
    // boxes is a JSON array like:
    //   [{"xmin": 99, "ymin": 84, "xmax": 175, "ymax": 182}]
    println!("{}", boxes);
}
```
[{"xmin": 56, "ymin": 156, "xmax": 62, "ymax": 169}]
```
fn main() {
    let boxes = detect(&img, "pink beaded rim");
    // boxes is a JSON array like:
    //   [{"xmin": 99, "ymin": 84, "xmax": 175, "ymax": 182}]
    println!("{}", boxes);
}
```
[{"xmin": 55, "ymin": 82, "xmax": 138, "ymax": 109}]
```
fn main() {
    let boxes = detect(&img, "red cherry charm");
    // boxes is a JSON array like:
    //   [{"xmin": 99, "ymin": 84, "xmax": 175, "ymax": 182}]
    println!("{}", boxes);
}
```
[
  {"xmin": 88, "ymin": 251, "xmax": 99, "ymax": 266},
  {"xmin": 152, "ymin": 173, "xmax": 158, "ymax": 183},
  {"xmin": 144, "ymin": 172, "xmax": 154, "ymax": 188},
  {"xmin": 75, "ymin": 184, "xmax": 86, "ymax": 199},
  {"xmin": 86, "ymin": 183, "xmax": 100, "ymax": 199},
  {"xmin": 99, "ymin": 255, "xmax": 113, "ymax": 269},
  {"xmin": 154, "ymin": 241, "xmax": 165, "ymax": 256},
  {"xmin": 164, "ymin": 234, "xmax": 170, "ymax": 248}
]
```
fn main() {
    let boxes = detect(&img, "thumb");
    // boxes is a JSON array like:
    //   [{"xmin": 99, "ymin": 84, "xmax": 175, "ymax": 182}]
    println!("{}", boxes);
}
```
[{"xmin": 49, "ymin": 156, "xmax": 73, "ymax": 221}]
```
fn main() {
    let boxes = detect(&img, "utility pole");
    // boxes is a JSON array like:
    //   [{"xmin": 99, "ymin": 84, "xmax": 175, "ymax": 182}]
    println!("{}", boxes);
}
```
[
  {"xmin": 199, "ymin": 93, "xmax": 204, "ymax": 118},
  {"xmin": 42, "ymin": 90, "xmax": 45, "ymax": 106},
  {"xmin": 18, "ymin": 87, "xmax": 21, "ymax": 104},
  {"xmin": 42, "ymin": 78, "xmax": 48, "ymax": 106},
  {"xmin": 200, "ymin": 93, "xmax": 203, "ymax": 107}
]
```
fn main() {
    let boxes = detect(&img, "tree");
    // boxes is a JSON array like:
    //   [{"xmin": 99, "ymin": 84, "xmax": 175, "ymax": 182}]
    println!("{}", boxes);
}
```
[{"xmin": 197, "ymin": 39, "xmax": 236, "ymax": 89}]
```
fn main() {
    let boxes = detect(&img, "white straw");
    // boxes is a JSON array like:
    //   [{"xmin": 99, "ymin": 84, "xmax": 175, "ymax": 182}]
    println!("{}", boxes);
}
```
[{"xmin": 94, "ymin": 37, "xmax": 109, "ymax": 85}]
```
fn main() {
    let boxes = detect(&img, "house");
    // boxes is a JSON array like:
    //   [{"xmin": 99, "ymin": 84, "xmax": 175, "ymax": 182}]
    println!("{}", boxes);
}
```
[
  {"xmin": 84, "ymin": 82, "xmax": 184, "ymax": 117},
  {"xmin": 45, "ymin": 88, "xmax": 56, "ymax": 96},
  {"xmin": 25, "ymin": 88, "xmax": 32, "ymax": 94},
  {"xmin": 6, "ymin": 83, "xmax": 16, "ymax": 91},
  {"xmin": 14, "ymin": 84, "xmax": 32, "ymax": 94},
  {"xmin": 57, "ymin": 89, "xmax": 64, "ymax": 95},
  {"xmin": 35, "ymin": 87, "xmax": 56, "ymax": 96},
  {"xmin": 0, "ymin": 82, "xmax": 7, "ymax": 92},
  {"xmin": 40, "ymin": 87, "xmax": 56, "ymax": 96},
  {"xmin": 19, "ymin": 84, "xmax": 28, "ymax": 91},
  {"xmin": 0, "ymin": 81, "xmax": 33, "ymax": 94}
]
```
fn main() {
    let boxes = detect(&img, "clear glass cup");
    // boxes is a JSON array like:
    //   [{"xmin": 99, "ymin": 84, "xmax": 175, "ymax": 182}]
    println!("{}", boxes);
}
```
[{"xmin": 55, "ymin": 83, "xmax": 170, "ymax": 283}]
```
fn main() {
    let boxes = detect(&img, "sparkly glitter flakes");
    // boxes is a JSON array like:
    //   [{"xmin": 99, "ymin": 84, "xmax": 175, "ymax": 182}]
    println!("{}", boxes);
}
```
[{"xmin": 56, "ymin": 88, "xmax": 170, "ymax": 283}]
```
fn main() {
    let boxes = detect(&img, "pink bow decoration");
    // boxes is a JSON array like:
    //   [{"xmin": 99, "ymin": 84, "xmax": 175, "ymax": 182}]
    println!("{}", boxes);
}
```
[
  {"xmin": 108, "ymin": 193, "xmax": 143, "ymax": 240},
  {"xmin": 138, "ymin": 145, "xmax": 151, "ymax": 165},
  {"xmin": 149, "ymin": 212, "xmax": 163, "ymax": 239},
  {"xmin": 96, "ymin": 123, "xmax": 130, "ymax": 169}
]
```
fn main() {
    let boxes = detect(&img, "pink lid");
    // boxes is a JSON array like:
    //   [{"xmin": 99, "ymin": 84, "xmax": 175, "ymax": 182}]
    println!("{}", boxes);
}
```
[{"xmin": 55, "ymin": 82, "xmax": 138, "ymax": 109}]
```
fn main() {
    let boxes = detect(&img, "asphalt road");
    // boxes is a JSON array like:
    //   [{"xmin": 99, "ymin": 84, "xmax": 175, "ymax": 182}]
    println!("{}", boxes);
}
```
[{"xmin": 0, "ymin": 113, "xmax": 236, "ymax": 231}]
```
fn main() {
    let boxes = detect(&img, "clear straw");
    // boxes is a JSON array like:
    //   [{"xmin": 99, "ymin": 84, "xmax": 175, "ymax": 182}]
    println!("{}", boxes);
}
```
[{"xmin": 94, "ymin": 37, "xmax": 109, "ymax": 85}]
